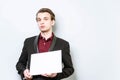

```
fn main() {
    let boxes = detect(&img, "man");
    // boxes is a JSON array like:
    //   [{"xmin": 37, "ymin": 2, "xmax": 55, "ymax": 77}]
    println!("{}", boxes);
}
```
[{"xmin": 16, "ymin": 8, "xmax": 74, "ymax": 80}]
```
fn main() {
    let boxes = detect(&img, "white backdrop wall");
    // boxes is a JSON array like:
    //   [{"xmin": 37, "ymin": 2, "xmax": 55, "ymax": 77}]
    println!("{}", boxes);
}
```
[{"xmin": 0, "ymin": 0, "xmax": 120, "ymax": 80}]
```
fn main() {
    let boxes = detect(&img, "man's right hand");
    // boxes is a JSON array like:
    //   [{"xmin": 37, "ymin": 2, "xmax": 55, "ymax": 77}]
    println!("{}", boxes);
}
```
[{"xmin": 23, "ymin": 69, "xmax": 32, "ymax": 80}]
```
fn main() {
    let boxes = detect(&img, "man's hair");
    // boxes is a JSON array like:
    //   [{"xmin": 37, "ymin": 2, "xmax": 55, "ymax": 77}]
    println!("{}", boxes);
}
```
[{"xmin": 36, "ymin": 8, "xmax": 55, "ymax": 21}]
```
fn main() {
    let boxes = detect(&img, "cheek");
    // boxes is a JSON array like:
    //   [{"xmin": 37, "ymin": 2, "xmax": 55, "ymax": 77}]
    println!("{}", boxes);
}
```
[{"xmin": 45, "ymin": 22, "xmax": 52, "ymax": 26}]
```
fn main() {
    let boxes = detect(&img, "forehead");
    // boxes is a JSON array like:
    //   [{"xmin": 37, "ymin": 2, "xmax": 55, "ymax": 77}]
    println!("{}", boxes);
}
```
[{"xmin": 37, "ymin": 12, "xmax": 51, "ymax": 18}]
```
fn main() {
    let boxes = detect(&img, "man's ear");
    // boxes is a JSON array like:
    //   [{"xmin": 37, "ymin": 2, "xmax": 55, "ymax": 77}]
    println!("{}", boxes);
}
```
[{"xmin": 52, "ymin": 20, "xmax": 55, "ymax": 26}]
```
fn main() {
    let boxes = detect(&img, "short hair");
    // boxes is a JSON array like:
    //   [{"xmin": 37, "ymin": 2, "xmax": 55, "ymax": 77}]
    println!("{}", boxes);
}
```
[{"xmin": 36, "ymin": 8, "xmax": 55, "ymax": 21}]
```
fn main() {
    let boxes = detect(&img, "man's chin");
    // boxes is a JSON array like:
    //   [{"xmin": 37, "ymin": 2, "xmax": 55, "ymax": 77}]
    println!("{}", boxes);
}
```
[{"xmin": 41, "ymin": 30, "xmax": 48, "ymax": 33}]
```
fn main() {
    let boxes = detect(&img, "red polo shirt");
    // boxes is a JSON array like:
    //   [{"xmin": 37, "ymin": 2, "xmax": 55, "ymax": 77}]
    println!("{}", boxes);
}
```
[{"xmin": 38, "ymin": 33, "xmax": 54, "ymax": 53}]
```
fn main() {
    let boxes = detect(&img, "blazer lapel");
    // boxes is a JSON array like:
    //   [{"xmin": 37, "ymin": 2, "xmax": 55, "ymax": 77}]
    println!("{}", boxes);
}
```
[
  {"xmin": 48, "ymin": 35, "xmax": 57, "ymax": 51},
  {"xmin": 34, "ymin": 35, "xmax": 39, "ymax": 53}
]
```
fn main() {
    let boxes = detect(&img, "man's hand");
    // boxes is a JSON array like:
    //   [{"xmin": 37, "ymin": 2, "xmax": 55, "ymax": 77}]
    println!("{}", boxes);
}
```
[
  {"xmin": 41, "ymin": 73, "xmax": 57, "ymax": 78},
  {"xmin": 23, "ymin": 69, "xmax": 32, "ymax": 80}
]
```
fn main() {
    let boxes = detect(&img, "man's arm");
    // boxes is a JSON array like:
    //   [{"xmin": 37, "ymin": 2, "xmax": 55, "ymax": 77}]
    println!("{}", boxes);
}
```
[
  {"xmin": 16, "ymin": 39, "xmax": 28, "ymax": 79},
  {"xmin": 55, "ymin": 41, "xmax": 74, "ymax": 79}
]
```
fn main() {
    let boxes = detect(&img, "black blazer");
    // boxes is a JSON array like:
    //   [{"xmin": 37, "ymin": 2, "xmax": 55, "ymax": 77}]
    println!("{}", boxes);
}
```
[{"xmin": 16, "ymin": 35, "xmax": 74, "ymax": 80}]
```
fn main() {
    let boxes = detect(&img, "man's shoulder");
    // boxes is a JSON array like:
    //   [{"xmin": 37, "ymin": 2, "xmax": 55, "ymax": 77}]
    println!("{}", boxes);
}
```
[
  {"xmin": 26, "ymin": 36, "xmax": 37, "ymax": 40},
  {"xmin": 24, "ymin": 35, "xmax": 38, "ymax": 42},
  {"xmin": 56, "ymin": 37, "xmax": 69, "ymax": 44}
]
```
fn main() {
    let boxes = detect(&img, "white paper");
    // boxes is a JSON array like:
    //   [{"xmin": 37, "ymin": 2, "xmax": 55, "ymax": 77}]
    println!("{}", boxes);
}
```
[{"xmin": 30, "ymin": 50, "xmax": 62, "ymax": 75}]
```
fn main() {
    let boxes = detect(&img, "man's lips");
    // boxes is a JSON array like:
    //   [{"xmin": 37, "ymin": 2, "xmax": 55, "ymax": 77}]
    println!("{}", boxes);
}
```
[{"xmin": 40, "ymin": 25, "xmax": 45, "ymax": 28}]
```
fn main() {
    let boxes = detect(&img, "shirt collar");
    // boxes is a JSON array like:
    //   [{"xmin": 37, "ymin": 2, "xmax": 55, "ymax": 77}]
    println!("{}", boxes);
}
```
[{"xmin": 39, "ymin": 33, "xmax": 54, "ymax": 41}]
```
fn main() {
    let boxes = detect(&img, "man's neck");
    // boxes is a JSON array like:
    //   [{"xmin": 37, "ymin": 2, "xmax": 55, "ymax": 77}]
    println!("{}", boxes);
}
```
[{"xmin": 41, "ymin": 31, "xmax": 53, "ymax": 40}]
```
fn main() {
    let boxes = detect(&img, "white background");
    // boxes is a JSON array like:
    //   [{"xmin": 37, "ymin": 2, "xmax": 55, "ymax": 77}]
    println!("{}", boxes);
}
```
[{"xmin": 0, "ymin": 0, "xmax": 120, "ymax": 80}]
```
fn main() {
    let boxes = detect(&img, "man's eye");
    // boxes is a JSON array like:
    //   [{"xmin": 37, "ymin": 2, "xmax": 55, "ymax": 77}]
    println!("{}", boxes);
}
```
[
  {"xmin": 44, "ymin": 18, "xmax": 48, "ymax": 20},
  {"xmin": 37, "ymin": 18, "xmax": 41, "ymax": 21}
]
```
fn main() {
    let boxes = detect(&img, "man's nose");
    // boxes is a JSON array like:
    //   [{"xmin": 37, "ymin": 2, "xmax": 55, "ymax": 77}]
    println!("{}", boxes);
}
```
[{"xmin": 40, "ymin": 20, "xmax": 44, "ymax": 24}]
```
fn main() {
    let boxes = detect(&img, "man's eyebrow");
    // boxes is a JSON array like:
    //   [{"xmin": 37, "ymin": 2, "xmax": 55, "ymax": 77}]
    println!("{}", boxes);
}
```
[{"xmin": 44, "ymin": 17, "xmax": 49, "ymax": 18}]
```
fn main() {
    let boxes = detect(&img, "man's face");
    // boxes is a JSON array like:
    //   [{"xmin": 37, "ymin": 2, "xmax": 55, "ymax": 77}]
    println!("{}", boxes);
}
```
[{"xmin": 36, "ymin": 12, "xmax": 55, "ymax": 32}]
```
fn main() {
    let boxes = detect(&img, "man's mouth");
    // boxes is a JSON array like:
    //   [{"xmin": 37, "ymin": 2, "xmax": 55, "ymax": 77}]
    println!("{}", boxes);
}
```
[{"xmin": 40, "ymin": 25, "xmax": 45, "ymax": 28}]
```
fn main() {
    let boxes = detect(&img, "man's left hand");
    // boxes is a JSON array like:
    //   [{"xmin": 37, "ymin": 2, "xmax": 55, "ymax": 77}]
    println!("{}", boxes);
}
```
[{"xmin": 41, "ymin": 73, "xmax": 57, "ymax": 78}]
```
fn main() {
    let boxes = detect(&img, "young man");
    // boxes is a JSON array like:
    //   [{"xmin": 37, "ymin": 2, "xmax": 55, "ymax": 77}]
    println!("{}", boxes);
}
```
[{"xmin": 16, "ymin": 8, "xmax": 74, "ymax": 80}]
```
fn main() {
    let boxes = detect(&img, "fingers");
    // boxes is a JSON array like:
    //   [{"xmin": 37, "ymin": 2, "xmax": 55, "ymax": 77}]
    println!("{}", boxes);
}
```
[
  {"xmin": 23, "ymin": 70, "xmax": 57, "ymax": 79},
  {"xmin": 41, "ymin": 73, "xmax": 57, "ymax": 78},
  {"xmin": 40, "ymin": 73, "xmax": 48, "ymax": 77},
  {"xmin": 49, "ymin": 73, "xmax": 57, "ymax": 78},
  {"xmin": 23, "ymin": 69, "xmax": 32, "ymax": 79}
]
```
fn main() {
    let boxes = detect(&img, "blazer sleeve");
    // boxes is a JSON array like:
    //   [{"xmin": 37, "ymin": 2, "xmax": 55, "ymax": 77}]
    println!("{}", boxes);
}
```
[
  {"xmin": 55, "ymin": 41, "xmax": 74, "ymax": 79},
  {"xmin": 16, "ymin": 39, "xmax": 28, "ymax": 79}
]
